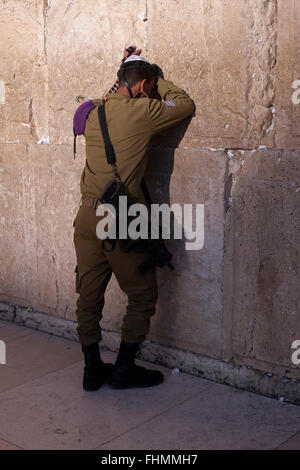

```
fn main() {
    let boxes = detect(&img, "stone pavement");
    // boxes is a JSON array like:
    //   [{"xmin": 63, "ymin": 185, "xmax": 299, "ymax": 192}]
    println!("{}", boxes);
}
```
[{"xmin": 0, "ymin": 320, "xmax": 299, "ymax": 451}]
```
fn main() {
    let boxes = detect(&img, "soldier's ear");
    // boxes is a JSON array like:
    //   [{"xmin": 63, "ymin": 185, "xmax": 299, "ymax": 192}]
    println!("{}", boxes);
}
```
[{"xmin": 140, "ymin": 78, "xmax": 148, "ymax": 93}]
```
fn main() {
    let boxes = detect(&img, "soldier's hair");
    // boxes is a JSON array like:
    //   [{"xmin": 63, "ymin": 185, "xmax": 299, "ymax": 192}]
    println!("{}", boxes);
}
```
[{"xmin": 118, "ymin": 62, "xmax": 156, "ymax": 87}]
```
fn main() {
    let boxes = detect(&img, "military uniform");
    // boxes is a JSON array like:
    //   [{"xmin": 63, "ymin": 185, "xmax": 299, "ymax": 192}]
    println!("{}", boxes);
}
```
[{"xmin": 74, "ymin": 76, "xmax": 195, "ymax": 346}]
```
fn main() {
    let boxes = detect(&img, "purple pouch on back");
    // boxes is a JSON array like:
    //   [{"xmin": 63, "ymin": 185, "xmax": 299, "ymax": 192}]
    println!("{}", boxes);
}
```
[{"xmin": 73, "ymin": 100, "xmax": 96, "ymax": 158}]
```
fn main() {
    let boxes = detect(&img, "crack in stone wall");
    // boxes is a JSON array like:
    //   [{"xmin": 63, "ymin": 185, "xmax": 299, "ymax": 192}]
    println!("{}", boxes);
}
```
[
  {"xmin": 145, "ymin": 0, "xmax": 149, "ymax": 55},
  {"xmin": 245, "ymin": 0, "xmax": 278, "ymax": 147},
  {"xmin": 43, "ymin": 0, "xmax": 50, "ymax": 62}
]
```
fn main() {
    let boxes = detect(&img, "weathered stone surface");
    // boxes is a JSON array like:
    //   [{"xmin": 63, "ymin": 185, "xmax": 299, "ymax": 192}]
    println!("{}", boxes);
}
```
[
  {"xmin": 0, "ymin": 0, "xmax": 48, "ymax": 144},
  {"xmin": 224, "ymin": 149, "xmax": 300, "ymax": 379},
  {"xmin": 0, "ymin": 144, "xmax": 30, "ymax": 304},
  {"xmin": 46, "ymin": 0, "xmax": 147, "ymax": 145},
  {"xmin": 28, "ymin": 143, "xmax": 81, "ymax": 317},
  {"xmin": 15, "ymin": 306, "xmax": 78, "ymax": 342},
  {"xmin": 148, "ymin": 0, "xmax": 276, "ymax": 149},
  {"xmin": 0, "ymin": 142, "xmax": 82, "ymax": 318},
  {"xmin": 276, "ymin": 0, "xmax": 300, "ymax": 149},
  {"xmin": 0, "ymin": 302, "xmax": 15, "ymax": 322},
  {"xmin": 102, "ymin": 148, "xmax": 226, "ymax": 358}
]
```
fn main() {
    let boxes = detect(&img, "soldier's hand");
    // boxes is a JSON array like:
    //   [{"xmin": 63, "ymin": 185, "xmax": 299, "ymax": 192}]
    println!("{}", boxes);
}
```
[{"xmin": 122, "ymin": 45, "xmax": 142, "ymax": 61}]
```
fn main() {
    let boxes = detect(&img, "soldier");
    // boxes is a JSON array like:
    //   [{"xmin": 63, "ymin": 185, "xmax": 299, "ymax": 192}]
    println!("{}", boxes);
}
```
[{"xmin": 74, "ymin": 46, "xmax": 195, "ymax": 391}]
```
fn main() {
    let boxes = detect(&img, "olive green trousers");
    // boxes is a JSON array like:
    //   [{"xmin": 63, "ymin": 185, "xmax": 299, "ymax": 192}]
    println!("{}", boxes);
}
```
[{"xmin": 73, "ymin": 205, "xmax": 158, "ymax": 346}]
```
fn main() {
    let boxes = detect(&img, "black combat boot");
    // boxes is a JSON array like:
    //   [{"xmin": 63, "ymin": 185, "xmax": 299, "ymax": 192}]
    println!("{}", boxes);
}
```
[
  {"xmin": 81, "ymin": 342, "xmax": 114, "ymax": 391},
  {"xmin": 108, "ymin": 341, "xmax": 164, "ymax": 389}
]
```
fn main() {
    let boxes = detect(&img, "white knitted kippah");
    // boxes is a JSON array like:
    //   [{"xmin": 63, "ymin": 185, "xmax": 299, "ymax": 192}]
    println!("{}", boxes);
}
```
[{"xmin": 124, "ymin": 55, "xmax": 150, "ymax": 64}]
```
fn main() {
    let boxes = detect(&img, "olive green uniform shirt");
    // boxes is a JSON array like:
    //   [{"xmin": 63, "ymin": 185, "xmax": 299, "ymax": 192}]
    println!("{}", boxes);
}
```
[{"xmin": 80, "ymin": 77, "xmax": 195, "ymax": 201}]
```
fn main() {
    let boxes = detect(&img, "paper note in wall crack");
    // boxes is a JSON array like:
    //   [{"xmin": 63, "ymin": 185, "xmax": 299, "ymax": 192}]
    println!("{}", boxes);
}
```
[{"xmin": 0, "ymin": 81, "xmax": 5, "ymax": 104}]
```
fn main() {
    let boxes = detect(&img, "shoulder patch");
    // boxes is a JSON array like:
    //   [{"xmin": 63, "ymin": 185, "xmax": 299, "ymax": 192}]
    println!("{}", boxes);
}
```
[{"xmin": 164, "ymin": 100, "xmax": 176, "ymax": 107}]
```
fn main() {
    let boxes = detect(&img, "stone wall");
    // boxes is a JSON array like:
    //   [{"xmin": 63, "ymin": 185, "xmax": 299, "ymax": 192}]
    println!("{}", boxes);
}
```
[{"xmin": 0, "ymin": 0, "xmax": 299, "ymax": 401}]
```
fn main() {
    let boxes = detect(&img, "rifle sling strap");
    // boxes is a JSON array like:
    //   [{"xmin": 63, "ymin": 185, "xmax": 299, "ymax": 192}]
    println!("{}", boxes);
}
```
[
  {"xmin": 97, "ymin": 101, "xmax": 116, "ymax": 166},
  {"xmin": 97, "ymin": 101, "xmax": 152, "ymax": 206}
]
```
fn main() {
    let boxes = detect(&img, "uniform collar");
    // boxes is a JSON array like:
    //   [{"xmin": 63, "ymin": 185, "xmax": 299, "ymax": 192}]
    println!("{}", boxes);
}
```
[{"xmin": 107, "ymin": 92, "xmax": 130, "ymax": 101}]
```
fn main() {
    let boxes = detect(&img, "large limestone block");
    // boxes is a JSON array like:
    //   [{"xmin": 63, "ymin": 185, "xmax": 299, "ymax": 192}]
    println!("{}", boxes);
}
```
[
  {"xmin": 46, "ymin": 0, "xmax": 147, "ymax": 145},
  {"xmin": 0, "ymin": 144, "xmax": 33, "ymax": 305},
  {"xmin": 102, "ymin": 148, "xmax": 226, "ymax": 357},
  {"xmin": 224, "ymin": 149, "xmax": 300, "ymax": 379},
  {"xmin": 148, "ymin": 148, "xmax": 226, "ymax": 357},
  {"xmin": 148, "ymin": 0, "xmax": 277, "ymax": 149},
  {"xmin": 276, "ymin": 0, "xmax": 300, "ymax": 149},
  {"xmin": 0, "ymin": 0, "xmax": 48, "ymax": 144},
  {"xmin": 0, "ymin": 142, "xmax": 84, "ymax": 318},
  {"xmin": 28, "ymin": 143, "xmax": 82, "ymax": 318}
]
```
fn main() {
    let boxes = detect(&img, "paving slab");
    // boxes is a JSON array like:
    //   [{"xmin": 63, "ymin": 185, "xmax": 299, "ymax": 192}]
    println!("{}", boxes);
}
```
[
  {"xmin": 0, "ymin": 324, "xmax": 82, "ymax": 393},
  {"xmin": 0, "ymin": 438, "xmax": 22, "ymax": 450},
  {"xmin": 276, "ymin": 431, "xmax": 300, "ymax": 450},
  {"xmin": 0, "ymin": 321, "xmax": 36, "ymax": 342},
  {"xmin": 0, "ymin": 322, "xmax": 299, "ymax": 450},
  {"xmin": 0, "ymin": 359, "xmax": 208, "ymax": 450},
  {"xmin": 97, "ymin": 381, "xmax": 300, "ymax": 450}
]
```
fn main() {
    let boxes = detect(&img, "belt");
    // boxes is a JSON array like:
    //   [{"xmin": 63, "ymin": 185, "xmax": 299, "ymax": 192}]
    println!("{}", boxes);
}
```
[{"xmin": 81, "ymin": 196, "xmax": 102, "ymax": 210}]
